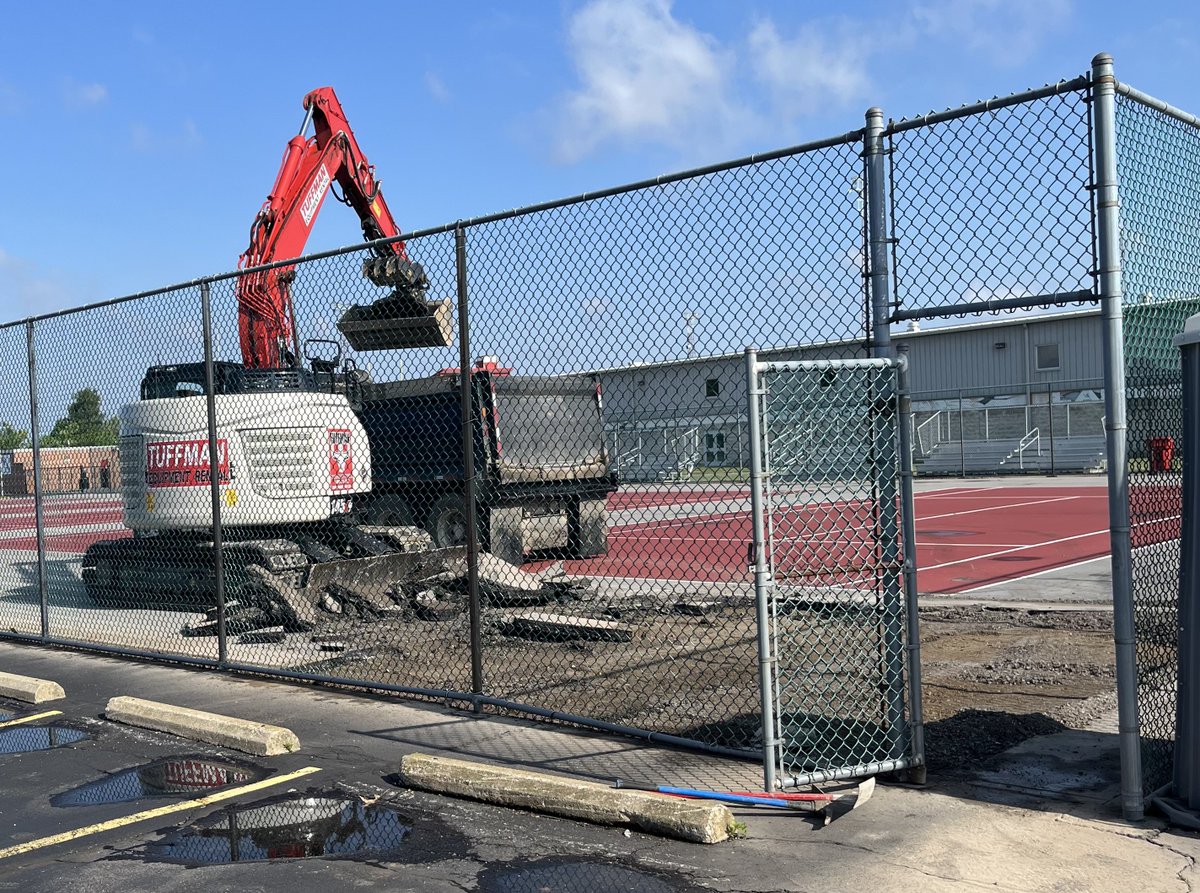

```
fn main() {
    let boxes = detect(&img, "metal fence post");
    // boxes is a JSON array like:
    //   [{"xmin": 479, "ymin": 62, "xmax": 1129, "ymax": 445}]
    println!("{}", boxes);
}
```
[
  {"xmin": 959, "ymin": 391, "xmax": 966, "ymax": 476},
  {"xmin": 1174, "ymin": 314, "xmax": 1200, "ymax": 812},
  {"xmin": 26, "ymin": 321, "xmax": 48, "ymax": 639},
  {"xmin": 1048, "ymin": 384, "xmax": 1057, "ymax": 476},
  {"xmin": 896, "ymin": 344, "xmax": 926, "ymax": 782},
  {"xmin": 865, "ymin": 107, "xmax": 911, "ymax": 762},
  {"xmin": 456, "ymin": 223, "xmax": 484, "ymax": 706},
  {"xmin": 1093, "ymin": 51, "xmax": 1144, "ymax": 820},
  {"xmin": 200, "ymin": 282, "xmax": 227, "ymax": 665},
  {"xmin": 746, "ymin": 348, "xmax": 778, "ymax": 792}
]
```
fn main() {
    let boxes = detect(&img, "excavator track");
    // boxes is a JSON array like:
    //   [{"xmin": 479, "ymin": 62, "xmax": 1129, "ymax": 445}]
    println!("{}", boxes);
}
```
[{"xmin": 81, "ymin": 525, "xmax": 459, "ymax": 634}]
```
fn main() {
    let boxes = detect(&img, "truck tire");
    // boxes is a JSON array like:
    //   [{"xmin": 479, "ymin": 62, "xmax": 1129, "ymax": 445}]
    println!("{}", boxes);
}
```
[
  {"xmin": 568, "ymin": 497, "xmax": 608, "ymax": 558},
  {"xmin": 366, "ymin": 495, "xmax": 415, "ymax": 528},
  {"xmin": 426, "ymin": 494, "xmax": 470, "ymax": 549},
  {"xmin": 488, "ymin": 505, "xmax": 525, "ymax": 566}
]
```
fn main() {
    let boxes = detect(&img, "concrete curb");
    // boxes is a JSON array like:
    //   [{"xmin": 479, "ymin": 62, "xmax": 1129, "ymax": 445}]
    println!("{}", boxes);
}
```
[
  {"xmin": 104, "ymin": 696, "xmax": 300, "ymax": 756},
  {"xmin": 0, "ymin": 670, "xmax": 65, "ymax": 704},
  {"xmin": 400, "ymin": 753, "xmax": 739, "ymax": 844}
]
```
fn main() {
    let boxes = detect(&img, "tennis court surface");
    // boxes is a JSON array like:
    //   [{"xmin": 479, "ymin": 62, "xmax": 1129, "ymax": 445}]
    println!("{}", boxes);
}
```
[
  {"xmin": 580, "ymin": 483, "xmax": 1116, "ymax": 594},
  {"xmin": 0, "ymin": 481, "xmax": 1141, "ymax": 595}
]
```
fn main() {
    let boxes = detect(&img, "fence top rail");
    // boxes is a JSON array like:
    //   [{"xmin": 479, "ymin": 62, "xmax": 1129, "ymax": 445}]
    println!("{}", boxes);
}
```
[
  {"xmin": 1115, "ymin": 80, "xmax": 1200, "ymax": 130},
  {"xmin": 885, "ymin": 74, "xmax": 1090, "ymax": 136},
  {"xmin": 757, "ymin": 357, "xmax": 903, "ymax": 373},
  {"xmin": 0, "ymin": 127, "xmax": 866, "ymax": 333}
]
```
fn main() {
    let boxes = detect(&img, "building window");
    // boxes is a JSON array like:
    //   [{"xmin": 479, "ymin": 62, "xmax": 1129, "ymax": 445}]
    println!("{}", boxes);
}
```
[
  {"xmin": 704, "ymin": 432, "xmax": 727, "ymax": 465},
  {"xmin": 705, "ymin": 378, "xmax": 720, "ymax": 398},
  {"xmin": 1035, "ymin": 343, "xmax": 1060, "ymax": 372}
]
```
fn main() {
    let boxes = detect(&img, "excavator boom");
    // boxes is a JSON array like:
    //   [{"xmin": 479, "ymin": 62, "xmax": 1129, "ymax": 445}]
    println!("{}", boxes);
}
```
[{"xmin": 237, "ymin": 87, "xmax": 450, "ymax": 369}]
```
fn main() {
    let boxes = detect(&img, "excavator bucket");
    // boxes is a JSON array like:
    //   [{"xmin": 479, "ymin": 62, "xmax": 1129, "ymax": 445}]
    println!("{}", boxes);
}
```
[{"xmin": 337, "ymin": 257, "xmax": 454, "ymax": 350}]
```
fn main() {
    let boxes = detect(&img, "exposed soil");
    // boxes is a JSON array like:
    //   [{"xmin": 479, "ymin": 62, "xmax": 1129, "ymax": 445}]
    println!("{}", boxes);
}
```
[
  {"xmin": 917, "ymin": 605, "xmax": 1115, "ymax": 772},
  {"xmin": 271, "ymin": 583, "xmax": 1117, "ymax": 777}
]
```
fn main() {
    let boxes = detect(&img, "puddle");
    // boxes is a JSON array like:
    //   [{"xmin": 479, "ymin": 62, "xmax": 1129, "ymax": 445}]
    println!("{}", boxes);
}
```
[
  {"xmin": 52, "ymin": 756, "xmax": 265, "ymax": 807},
  {"xmin": 0, "ymin": 725, "xmax": 90, "ymax": 754},
  {"xmin": 0, "ymin": 697, "xmax": 23, "ymax": 723},
  {"xmin": 147, "ymin": 792, "xmax": 413, "ymax": 864},
  {"xmin": 991, "ymin": 555, "xmax": 1041, "ymax": 562},
  {"xmin": 918, "ymin": 529, "xmax": 976, "ymax": 538},
  {"xmin": 479, "ymin": 858, "xmax": 704, "ymax": 892}
]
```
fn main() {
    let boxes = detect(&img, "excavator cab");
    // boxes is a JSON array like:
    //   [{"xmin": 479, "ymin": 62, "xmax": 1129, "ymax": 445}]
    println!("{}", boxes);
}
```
[{"xmin": 335, "ymin": 255, "xmax": 452, "ymax": 351}]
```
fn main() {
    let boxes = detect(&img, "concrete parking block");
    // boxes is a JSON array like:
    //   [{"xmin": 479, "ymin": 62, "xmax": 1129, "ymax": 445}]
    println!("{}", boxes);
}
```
[
  {"xmin": 400, "ymin": 752, "xmax": 740, "ymax": 844},
  {"xmin": 0, "ymin": 670, "xmax": 65, "ymax": 704},
  {"xmin": 104, "ymin": 696, "xmax": 299, "ymax": 756}
]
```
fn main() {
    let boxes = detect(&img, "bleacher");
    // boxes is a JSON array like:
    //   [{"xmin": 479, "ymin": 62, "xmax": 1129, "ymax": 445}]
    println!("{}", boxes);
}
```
[{"xmin": 914, "ymin": 434, "xmax": 1107, "ymax": 476}]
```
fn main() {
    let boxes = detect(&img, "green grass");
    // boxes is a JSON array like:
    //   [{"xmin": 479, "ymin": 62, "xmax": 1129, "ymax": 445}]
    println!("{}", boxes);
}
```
[{"xmin": 688, "ymin": 466, "xmax": 749, "ymax": 482}]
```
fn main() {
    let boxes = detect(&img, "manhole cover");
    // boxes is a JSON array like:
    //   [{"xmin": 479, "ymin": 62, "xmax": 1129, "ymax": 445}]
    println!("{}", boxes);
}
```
[
  {"xmin": 917, "ymin": 529, "xmax": 976, "ymax": 538},
  {"xmin": 479, "ymin": 858, "xmax": 705, "ymax": 892},
  {"xmin": 0, "ymin": 725, "xmax": 89, "ymax": 754},
  {"xmin": 52, "ymin": 755, "xmax": 265, "ymax": 807},
  {"xmin": 145, "ymin": 792, "xmax": 413, "ymax": 864}
]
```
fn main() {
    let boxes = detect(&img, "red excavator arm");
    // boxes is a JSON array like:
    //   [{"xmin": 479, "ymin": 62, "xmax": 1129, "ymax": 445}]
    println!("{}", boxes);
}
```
[{"xmin": 237, "ymin": 87, "xmax": 436, "ymax": 369}]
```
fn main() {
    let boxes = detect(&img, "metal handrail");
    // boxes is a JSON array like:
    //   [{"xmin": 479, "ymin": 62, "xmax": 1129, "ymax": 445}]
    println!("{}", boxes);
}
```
[
  {"xmin": 666, "ymin": 426, "xmax": 701, "ymax": 479},
  {"xmin": 914, "ymin": 411, "xmax": 943, "ymax": 457},
  {"xmin": 1016, "ymin": 428, "xmax": 1042, "ymax": 469}
]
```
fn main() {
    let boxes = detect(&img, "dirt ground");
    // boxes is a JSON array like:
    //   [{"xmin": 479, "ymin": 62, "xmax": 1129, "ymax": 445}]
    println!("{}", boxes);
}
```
[
  {"xmin": 917, "ymin": 604, "xmax": 1115, "ymax": 772},
  {"xmin": 279, "ymin": 585, "xmax": 1117, "ymax": 776}
]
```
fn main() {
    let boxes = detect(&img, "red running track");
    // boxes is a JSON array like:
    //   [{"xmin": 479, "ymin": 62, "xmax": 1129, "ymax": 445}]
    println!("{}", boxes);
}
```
[
  {"xmin": 555, "ymin": 485, "xmax": 1118, "ymax": 593},
  {"xmin": 0, "ymin": 484, "xmax": 1178, "ymax": 594}
]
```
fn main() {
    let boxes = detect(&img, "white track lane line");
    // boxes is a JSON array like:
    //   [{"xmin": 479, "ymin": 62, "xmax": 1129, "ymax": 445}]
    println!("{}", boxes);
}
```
[
  {"xmin": 915, "ymin": 495, "xmax": 1080, "ymax": 523},
  {"xmin": 919, "ymin": 527, "xmax": 1110, "ymax": 572},
  {"xmin": 959, "ymin": 554, "xmax": 1111, "ymax": 592}
]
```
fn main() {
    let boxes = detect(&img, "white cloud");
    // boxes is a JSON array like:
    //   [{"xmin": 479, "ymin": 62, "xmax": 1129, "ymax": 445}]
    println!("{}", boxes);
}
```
[
  {"xmin": 552, "ymin": 0, "xmax": 744, "ymax": 162},
  {"xmin": 62, "ymin": 78, "xmax": 108, "ymax": 109},
  {"xmin": 546, "ymin": 0, "xmax": 1075, "ymax": 162},
  {"xmin": 910, "ymin": 0, "xmax": 1072, "ymax": 64},
  {"xmin": 131, "ymin": 118, "xmax": 203, "ymax": 154},
  {"xmin": 747, "ymin": 19, "xmax": 872, "ymax": 117},
  {"xmin": 424, "ymin": 71, "xmax": 451, "ymax": 103}
]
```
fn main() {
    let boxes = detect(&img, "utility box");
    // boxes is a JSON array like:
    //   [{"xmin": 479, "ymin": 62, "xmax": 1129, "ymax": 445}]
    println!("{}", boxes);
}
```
[{"xmin": 1172, "ymin": 314, "xmax": 1200, "ymax": 809}]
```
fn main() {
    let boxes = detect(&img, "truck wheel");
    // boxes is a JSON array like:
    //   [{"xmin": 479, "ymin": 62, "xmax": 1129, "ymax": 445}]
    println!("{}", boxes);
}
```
[
  {"xmin": 568, "ymin": 498, "xmax": 608, "ymax": 558},
  {"xmin": 426, "ymin": 494, "xmax": 470, "ymax": 549},
  {"xmin": 366, "ymin": 495, "xmax": 415, "ymax": 528},
  {"xmin": 488, "ymin": 506, "xmax": 525, "ymax": 566}
]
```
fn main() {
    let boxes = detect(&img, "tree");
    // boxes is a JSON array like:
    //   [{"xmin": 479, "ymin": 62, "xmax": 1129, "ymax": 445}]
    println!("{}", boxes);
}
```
[
  {"xmin": 0, "ymin": 423, "xmax": 28, "ymax": 450},
  {"xmin": 42, "ymin": 389, "xmax": 119, "ymax": 447}
]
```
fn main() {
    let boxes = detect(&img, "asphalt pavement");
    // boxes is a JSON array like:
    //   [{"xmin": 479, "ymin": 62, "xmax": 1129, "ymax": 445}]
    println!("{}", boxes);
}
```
[{"xmin": 0, "ymin": 639, "xmax": 1197, "ymax": 892}]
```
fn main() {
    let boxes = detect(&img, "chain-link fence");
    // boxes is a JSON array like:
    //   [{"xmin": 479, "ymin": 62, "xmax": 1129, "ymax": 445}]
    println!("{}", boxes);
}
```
[
  {"xmin": 1114, "ymin": 89, "xmax": 1200, "ymax": 798},
  {"xmin": 0, "ymin": 128, "xmax": 876, "ymax": 787},
  {"xmin": 2, "ymin": 54, "xmax": 1198, "ymax": 808}
]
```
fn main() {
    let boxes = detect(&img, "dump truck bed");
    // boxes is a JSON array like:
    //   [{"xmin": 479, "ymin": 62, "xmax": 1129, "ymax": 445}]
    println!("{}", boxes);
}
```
[{"xmin": 359, "ymin": 371, "xmax": 612, "ymax": 488}]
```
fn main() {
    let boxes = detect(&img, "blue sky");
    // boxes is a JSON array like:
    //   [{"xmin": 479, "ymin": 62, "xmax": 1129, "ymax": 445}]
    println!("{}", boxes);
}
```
[{"xmin": 1, "ymin": 0, "xmax": 1197, "ymax": 325}]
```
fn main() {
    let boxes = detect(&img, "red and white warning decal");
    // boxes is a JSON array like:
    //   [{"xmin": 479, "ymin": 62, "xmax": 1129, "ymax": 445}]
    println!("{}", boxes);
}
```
[
  {"xmin": 145, "ymin": 439, "xmax": 230, "ymax": 488},
  {"xmin": 327, "ymin": 428, "xmax": 354, "ymax": 492}
]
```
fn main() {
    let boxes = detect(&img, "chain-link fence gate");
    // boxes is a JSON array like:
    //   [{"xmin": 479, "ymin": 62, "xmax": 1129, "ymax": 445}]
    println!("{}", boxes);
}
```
[{"xmin": 747, "ymin": 355, "xmax": 923, "ymax": 789}]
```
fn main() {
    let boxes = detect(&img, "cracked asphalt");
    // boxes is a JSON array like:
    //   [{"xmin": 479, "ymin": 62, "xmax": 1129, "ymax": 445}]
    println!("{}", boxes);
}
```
[{"xmin": 1, "ymin": 639, "xmax": 1198, "ymax": 892}]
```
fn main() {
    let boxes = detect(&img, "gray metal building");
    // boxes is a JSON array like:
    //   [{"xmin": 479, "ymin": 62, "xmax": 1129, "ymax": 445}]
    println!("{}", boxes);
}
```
[{"xmin": 596, "ymin": 309, "xmax": 1107, "ymax": 479}]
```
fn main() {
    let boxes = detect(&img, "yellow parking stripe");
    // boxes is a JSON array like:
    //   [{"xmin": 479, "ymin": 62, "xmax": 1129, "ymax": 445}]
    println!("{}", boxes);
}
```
[
  {"xmin": 0, "ymin": 765, "xmax": 322, "ymax": 860},
  {"xmin": 0, "ymin": 710, "xmax": 62, "ymax": 729}
]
